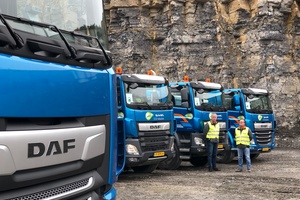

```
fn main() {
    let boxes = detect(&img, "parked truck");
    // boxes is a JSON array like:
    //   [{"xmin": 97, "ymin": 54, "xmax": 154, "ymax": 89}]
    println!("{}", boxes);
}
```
[
  {"xmin": 0, "ymin": 1, "xmax": 124, "ymax": 199},
  {"xmin": 159, "ymin": 77, "xmax": 229, "ymax": 169},
  {"xmin": 116, "ymin": 68, "xmax": 175, "ymax": 173},
  {"xmin": 218, "ymin": 88, "xmax": 276, "ymax": 163}
]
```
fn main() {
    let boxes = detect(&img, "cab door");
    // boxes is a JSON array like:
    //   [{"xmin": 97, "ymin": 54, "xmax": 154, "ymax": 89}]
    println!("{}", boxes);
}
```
[{"xmin": 171, "ymin": 86, "xmax": 194, "ymax": 132}]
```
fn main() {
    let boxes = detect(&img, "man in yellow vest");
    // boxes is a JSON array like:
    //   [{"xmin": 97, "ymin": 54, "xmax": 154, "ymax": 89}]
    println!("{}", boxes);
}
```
[
  {"xmin": 235, "ymin": 119, "xmax": 253, "ymax": 172},
  {"xmin": 204, "ymin": 113, "xmax": 220, "ymax": 172}
]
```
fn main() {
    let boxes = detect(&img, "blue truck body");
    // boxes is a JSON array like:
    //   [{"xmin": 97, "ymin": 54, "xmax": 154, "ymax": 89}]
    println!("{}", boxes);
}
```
[
  {"xmin": 0, "ymin": 1, "xmax": 122, "ymax": 199},
  {"xmin": 158, "ymin": 80, "xmax": 229, "ymax": 169},
  {"xmin": 117, "ymin": 73, "xmax": 175, "ymax": 173},
  {"xmin": 220, "ymin": 88, "xmax": 276, "ymax": 163}
]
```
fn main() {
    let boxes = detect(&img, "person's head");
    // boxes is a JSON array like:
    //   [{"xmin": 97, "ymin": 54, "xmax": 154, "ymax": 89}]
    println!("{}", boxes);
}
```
[
  {"xmin": 239, "ymin": 119, "xmax": 246, "ymax": 128},
  {"xmin": 210, "ymin": 113, "xmax": 217, "ymax": 124}
]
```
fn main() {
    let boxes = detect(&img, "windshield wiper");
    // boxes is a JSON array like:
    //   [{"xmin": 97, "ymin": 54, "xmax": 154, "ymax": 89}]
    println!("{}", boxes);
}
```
[
  {"xmin": 248, "ymin": 108, "xmax": 260, "ymax": 114},
  {"xmin": 49, "ymin": 26, "xmax": 77, "ymax": 59},
  {"xmin": 198, "ymin": 104, "xmax": 214, "ymax": 111},
  {"xmin": 215, "ymin": 105, "xmax": 227, "ymax": 112},
  {"xmin": 262, "ymin": 109, "xmax": 273, "ymax": 114},
  {"xmin": 0, "ymin": 14, "xmax": 76, "ymax": 58},
  {"xmin": 0, "ymin": 13, "xmax": 24, "ymax": 48},
  {"xmin": 71, "ymin": 31, "xmax": 112, "ymax": 67},
  {"xmin": 152, "ymin": 102, "xmax": 170, "ymax": 110},
  {"xmin": 132, "ymin": 102, "xmax": 152, "ymax": 110}
]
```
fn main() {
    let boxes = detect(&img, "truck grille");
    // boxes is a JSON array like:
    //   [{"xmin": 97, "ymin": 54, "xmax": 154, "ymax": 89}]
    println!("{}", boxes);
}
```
[
  {"xmin": 255, "ymin": 131, "xmax": 272, "ymax": 146},
  {"xmin": 139, "ymin": 131, "xmax": 170, "ymax": 152},
  {"xmin": 9, "ymin": 178, "xmax": 91, "ymax": 200}
]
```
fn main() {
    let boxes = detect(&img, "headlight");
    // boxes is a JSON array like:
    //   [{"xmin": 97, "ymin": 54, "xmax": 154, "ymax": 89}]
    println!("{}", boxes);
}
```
[
  {"xmin": 126, "ymin": 144, "xmax": 139, "ymax": 155},
  {"xmin": 250, "ymin": 139, "xmax": 255, "ymax": 144},
  {"xmin": 218, "ymin": 122, "xmax": 226, "ymax": 129},
  {"xmin": 194, "ymin": 137, "xmax": 205, "ymax": 146}
]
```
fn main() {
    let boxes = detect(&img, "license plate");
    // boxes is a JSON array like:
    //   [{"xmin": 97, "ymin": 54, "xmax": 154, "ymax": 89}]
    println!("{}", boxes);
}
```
[
  {"xmin": 154, "ymin": 152, "xmax": 165, "ymax": 157},
  {"xmin": 262, "ymin": 148, "xmax": 269, "ymax": 152},
  {"xmin": 218, "ymin": 144, "xmax": 224, "ymax": 149}
]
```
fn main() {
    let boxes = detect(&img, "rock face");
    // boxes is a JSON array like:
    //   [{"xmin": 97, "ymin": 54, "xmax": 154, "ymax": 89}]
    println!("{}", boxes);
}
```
[{"xmin": 104, "ymin": 0, "xmax": 300, "ymax": 141}]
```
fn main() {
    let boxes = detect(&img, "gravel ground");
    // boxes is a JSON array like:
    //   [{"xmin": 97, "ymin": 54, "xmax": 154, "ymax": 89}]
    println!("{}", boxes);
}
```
[{"xmin": 115, "ymin": 148, "xmax": 300, "ymax": 200}]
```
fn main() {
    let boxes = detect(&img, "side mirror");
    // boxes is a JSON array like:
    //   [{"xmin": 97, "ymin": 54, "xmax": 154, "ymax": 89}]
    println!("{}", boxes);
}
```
[
  {"xmin": 171, "ymin": 95, "xmax": 175, "ymax": 105},
  {"xmin": 181, "ymin": 101, "xmax": 189, "ymax": 108},
  {"xmin": 233, "ymin": 94, "xmax": 240, "ymax": 106},
  {"xmin": 234, "ymin": 106, "xmax": 241, "ymax": 111},
  {"xmin": 181, "ymin": 88, "xmax": 189, "ymax": 102}
]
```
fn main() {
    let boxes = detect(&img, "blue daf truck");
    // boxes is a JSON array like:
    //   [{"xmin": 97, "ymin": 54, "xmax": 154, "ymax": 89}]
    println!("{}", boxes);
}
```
[
  {"xmin": 218, "ymin": 88, "xmax": 276, "ymax": 163},
  {"xmin": 116, "ymin": 68, "xmax": 175, "ymax": 173},
  {"xmin": 0, "ymin": 0, "xmax": 123, "ymax": 199},
  {"xmin": 159, "ymin": 77, "xmax": 229, "ymax": 169}
]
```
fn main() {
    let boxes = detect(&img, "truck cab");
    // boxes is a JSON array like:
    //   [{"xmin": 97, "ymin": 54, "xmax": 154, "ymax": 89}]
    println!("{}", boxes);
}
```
[
  {"xmin": 219, "ymin": 88, "xmax": 276, "ymax": 163},
  {"xmin": 159, "ymin": 78, "xmax": 229, "ymax": 170},
  {"xmin": 116, "ymin": 69, "xmax": 175, "ymax": 173},
  {"xmin": 0, "ymin": 1, "xmax": 122, "ymax": 199}
]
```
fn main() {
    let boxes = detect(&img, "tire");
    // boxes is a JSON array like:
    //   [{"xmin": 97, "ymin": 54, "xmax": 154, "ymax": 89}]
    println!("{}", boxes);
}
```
[
  {"xmin": 190, "ymin": 156, "xmax": 208, "ymax": 167},
  {"xmin": 158, "ymin": 143, "xmax": 181, "ymax": 170},
  {"xmin": 131, "ymin": 164, "xmax": 159, "ymax": 173},
  {"xmin": 217, "ymin": 150, "xmax": 235, "ymax": 163},
  {"xmin": 250, "ymin": 153, "xmax": 260, "ymax": 160}
]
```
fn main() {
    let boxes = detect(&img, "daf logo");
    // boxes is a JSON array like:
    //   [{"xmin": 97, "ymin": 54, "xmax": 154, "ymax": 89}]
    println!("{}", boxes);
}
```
[
  {"xmin": 150, "ymin": 125, "xmax": 161, "ymax": 129},
  {"xmin": 28, "ymin": 139, "xmax": 75, "ymax": 158}
]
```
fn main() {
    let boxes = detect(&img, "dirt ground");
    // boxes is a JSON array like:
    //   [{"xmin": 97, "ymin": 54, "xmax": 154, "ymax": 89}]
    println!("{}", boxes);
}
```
[{"xmin": 115, "ymin": 148, "xmax": 300, "ymax": 200}]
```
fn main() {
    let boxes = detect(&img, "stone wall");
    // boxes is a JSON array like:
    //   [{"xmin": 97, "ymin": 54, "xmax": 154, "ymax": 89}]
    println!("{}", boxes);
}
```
[{"xmin": 104, "ymin": 0, "xmax": 300, "ymax": 142}]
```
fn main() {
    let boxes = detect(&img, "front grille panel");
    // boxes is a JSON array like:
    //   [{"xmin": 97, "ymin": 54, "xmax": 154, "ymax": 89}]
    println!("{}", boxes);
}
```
[
  {"xmin": 139, "ymin": 131, "xmax": 170, "ymax": 152},
  {"xmin": 255, "ymin": 131, "xmax": 272, "ymax": 146},
  {"xmin": 178, "ymin": 133, "xmax": 191, "ymax": 149},
  {"xmin": 140, "ymin": 136, "xmax": 169, "ymax": 143},
  {"xmin": 139, "ymin": 130, "xmax": 170, "ymax": 137},
  {"xmin": 9, "ymin": 178, "xmax": 90, "ymax": 200}
]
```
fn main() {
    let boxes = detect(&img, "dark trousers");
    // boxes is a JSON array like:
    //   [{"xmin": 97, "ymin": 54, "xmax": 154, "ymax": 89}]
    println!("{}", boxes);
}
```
[{"xmin": 207, "ymin": 141, "xmax": 218, "ymax": 170}]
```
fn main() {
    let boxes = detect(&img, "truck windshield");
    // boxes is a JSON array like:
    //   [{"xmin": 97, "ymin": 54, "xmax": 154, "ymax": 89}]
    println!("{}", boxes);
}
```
[
  {"xmin": 0, "ymin": 0, "xmax": 108, "ymax": 48},
  {"xmin": 245, "ymin": 94, "xmax": 273, "ymax": 114},
  {"xmin": 193, "ymin": 88, "xmax": 226, "ymax": 111},
  {"xmin": 124, "ymin": 83, "xmax": 172, "ymax": 110}
]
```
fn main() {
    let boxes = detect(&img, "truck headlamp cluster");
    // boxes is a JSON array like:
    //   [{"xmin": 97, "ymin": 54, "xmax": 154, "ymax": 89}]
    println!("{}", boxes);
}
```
[
  {"xmin": 126, "ymin": 144, "xmax": 140, "ymax": 155},
  {"xmin": 194, "ymin": 137, "xmax": 205, "ymax": 146}
]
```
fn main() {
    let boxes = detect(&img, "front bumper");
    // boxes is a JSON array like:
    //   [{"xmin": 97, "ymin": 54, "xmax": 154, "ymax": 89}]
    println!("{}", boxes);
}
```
[
  {"xmin": 189, "ymin": 132, "xmax": 231, "ymax": 156},
  {"xmin": 216, "ymin": 143, "xmax": 231, "ymax": 151},
  {"xmin": 231, "ymin": 144, "xmax": 275, "ymax": 153},
  {"xmin": 0, "ymin": 170, "xmax": 109, "ymax": 200},
  {"xmin": 126, "ymin": 137, "xmax": 175, "ymax": 167}
]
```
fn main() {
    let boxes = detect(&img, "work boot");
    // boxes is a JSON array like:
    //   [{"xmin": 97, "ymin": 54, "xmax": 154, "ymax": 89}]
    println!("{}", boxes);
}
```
[
  {"xmin": 208, "ymin": 168, "xmax": 213, "ymax": 172},
  {"xmin": 213, "ymin": 168, "xmax": 220, "ymax": 171},
  {"xmin": 235, "ymin": 169, "xmax": 242, "ymax": 172}
]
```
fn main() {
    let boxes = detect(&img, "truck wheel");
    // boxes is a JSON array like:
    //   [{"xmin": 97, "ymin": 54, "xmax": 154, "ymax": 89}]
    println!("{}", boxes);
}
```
[
  {"xmin": 190, "ymin": 156, "xmax": 207, "ymax": 166},
  {"xmin": 250, "ymin": 153, "xmax": 260, "ymax": 160},
  {"xmin": 217, "ymin": 150, "xmax": 235, "ymax": 163},
  {"xmin": 158, "ymin": 143, "xmax": 181, "ymax": 170},
  {"xmin": 131, "ymin": 164, "xmax": 159, "ymax": 173}
]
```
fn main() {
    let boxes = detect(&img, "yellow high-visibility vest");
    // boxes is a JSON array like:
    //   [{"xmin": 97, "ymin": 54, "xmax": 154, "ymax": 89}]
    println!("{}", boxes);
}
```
[
  {"xmin": 206, "ymin": 122, "xmax": 220, "ymax": 139},
  {"xmin": 235, "ymin": 127, "xmax": 250, "ymax": 146}
]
